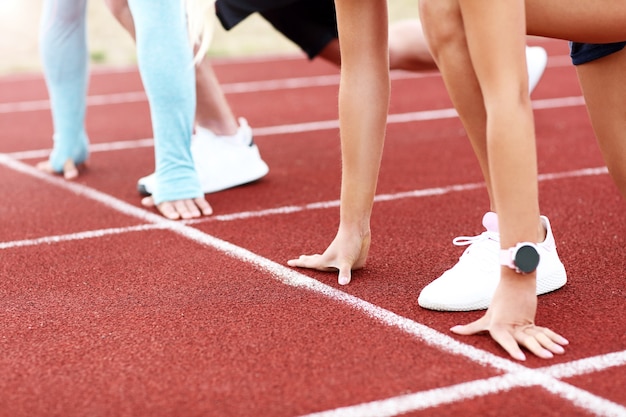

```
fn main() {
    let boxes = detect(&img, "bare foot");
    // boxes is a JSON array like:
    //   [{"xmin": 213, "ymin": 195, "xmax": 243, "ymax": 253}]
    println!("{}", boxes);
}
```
[
  {"xmin": 141, "ymin": 195, "xmax": 213, "ymax": 220},
  {"xmin": 37, "ymin": 158, "xmax": 80, "ymax": 180}
]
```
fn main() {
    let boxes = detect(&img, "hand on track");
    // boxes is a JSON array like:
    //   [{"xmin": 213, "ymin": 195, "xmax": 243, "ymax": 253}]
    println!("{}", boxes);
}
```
[
  {"xmin": 451, "ymin": 272, "xmax": 569, "ymax": 360},
  {"xmin": 141, "ymin": 195, "xmax": 213, "ymax": 220},
  {"xmin": 37, "ymin": 158, "xmax": 80, "ymax": 180},
  {"xmin": 287, "ymin": 228, "xmax": 370, "ymax": 285}
]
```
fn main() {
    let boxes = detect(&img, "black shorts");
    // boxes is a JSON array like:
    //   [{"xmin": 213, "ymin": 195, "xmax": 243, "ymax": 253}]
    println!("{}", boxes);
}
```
[
  {"xmin": 570, "ymin": 42, "xmax": 626, "ymax": 65},
  {"xmin": 215, "ymin": 0, "xmax": 338, "ymax": 59}
]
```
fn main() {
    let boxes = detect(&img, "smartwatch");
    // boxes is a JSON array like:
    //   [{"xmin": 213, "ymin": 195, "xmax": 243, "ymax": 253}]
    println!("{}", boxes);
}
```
[{"xmin": 500, "ymin": 242, "xmax": 540, "ymax": 274}]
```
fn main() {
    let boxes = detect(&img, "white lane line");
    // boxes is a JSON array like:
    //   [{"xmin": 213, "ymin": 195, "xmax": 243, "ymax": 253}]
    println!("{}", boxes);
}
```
[
  {"xmin": 5, "ymin": 95, "xmax": 589, "ymax": 161},
  {"xmin": 1, "ymin": 154, "xmax": 623, "ymax": 417},
  {"xmin": 299, "ymin": 373, "xmax": 539, "ymax": 417},
  {"xmin": 0, "ymin": 55, "xmax": 577, "ymax": 115},
  {"xmin": 0, "ymin": 224, "xmax": 165, "ymax": 250},
  {"xmin": 300, "ymin": 351, "xmax": 626, "ymax": 417},
  {"xmin": 188, "ymin": 166, "xmax": 608, "ymax": 224},
  {"xmin": 298, "ymin": 360, "xmax": 626, "ymax": 417},
  {"xmin": 0, "ymin": 72, "xmax": 420, "ymax": 115},
  {"xmin": 540, "ymin": 350, "xmax": 626, "ymax": 379},
  {"xmin": 0, "ymin": 166, "xmax": 608, "ymax": 248},
  {"xmin": 7, "ymin": 138, "xmax": 156, "ymax": 161}
]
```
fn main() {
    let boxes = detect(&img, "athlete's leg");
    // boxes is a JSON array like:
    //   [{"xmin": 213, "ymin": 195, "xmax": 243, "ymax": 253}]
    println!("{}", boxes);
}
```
[
  {"xmin": 422, "ymin": 0, "xmax": 626, "ymax": 204},
  {"xmin": 316, "ymin": 38, "xmax": 341, "ymax": 66},
  {"xmin": 525, "ymin": 0, "xmax": 626, "ymax": 43},
  {"xmin": 193, "ymin": 57, "xmax": 239, "ymax": 136},
  {"xmin": 389, "ymin": 20, "xmax": 438, "ymax": 71},
  {"xmin": 105, "ymin": 0, "xmax": 135, "ymax": 35},
  {"xmin": 574, "ymin": 47, "xmax": 626, "ymax": 200},
  {"xmin": 419, "ymin": 0, "xmax": 493, "ymax": 203},
  {"xmin": 38, "ymin": 0, "xmax": 90, "ymax": 179}
]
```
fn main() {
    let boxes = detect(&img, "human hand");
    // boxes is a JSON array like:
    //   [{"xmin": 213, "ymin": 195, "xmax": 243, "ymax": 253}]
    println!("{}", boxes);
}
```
[
  {"xmin": 37, "ymin": 158, "xmax": 80, "ymax": 180},
  {"xmin": 141, "ymin": 195, "xmax": 213, "ymax": 220},
  {"xmin": 287, "ymin": 228, "xmax": 371, "ymax": 285},
  {"xmin": 450, "ymin": 271, "xmax": 569, "ymax": 360}
]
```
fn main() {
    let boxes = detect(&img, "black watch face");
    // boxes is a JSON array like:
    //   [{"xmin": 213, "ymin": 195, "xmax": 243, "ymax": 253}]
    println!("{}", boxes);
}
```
[{"xmin": 515, "ymin": 245, "xmax": 540, "ymax": 273}]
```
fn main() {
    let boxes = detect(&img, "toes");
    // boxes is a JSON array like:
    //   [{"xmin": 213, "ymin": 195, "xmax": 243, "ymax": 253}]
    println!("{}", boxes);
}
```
[
  {"xmin": 63, "ymin": 159, "xmax": 79, "ymax": 180},
  {"xmin": 194, "ymin": 197, "xmax": 213, "ymax": 216},
  {"xmin": 141, "ymin": 196, "xmax": 156, "ymax": 208},
  {"xmin": 36, "ymin": 161, "xmax": 55, "ymax": 174},
  {"xmin": 37, "ymin": 158, "xmax": 80, "ymax": 179}
]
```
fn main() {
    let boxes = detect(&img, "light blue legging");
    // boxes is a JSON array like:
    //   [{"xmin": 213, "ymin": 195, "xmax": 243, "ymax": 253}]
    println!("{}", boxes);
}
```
[
  {"xmin": 40, "ymin": 0, "xmax": 201, "ymax": 205},
  {"xmin": 39, "ymin": 0, "xmax": 89, "ymax": 173}
]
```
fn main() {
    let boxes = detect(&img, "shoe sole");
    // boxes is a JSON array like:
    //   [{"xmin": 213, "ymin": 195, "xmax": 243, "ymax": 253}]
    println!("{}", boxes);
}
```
[
  {"xmin": 137, "ymin": 162, "xmax": 269, "ymax": 196},
  {"xmin": 418, "ymin": 271, "xmax": 567, "ymax": 312}
]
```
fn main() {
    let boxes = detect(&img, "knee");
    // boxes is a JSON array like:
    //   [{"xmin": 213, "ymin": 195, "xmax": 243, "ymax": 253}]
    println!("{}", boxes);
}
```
[
  {"xmin": 418, "ymin": 0, "xmax": 465, "ymax": 61},
  {"xmin": 104, "ymin": 0, "xmax": 128, "ymax": 19}
]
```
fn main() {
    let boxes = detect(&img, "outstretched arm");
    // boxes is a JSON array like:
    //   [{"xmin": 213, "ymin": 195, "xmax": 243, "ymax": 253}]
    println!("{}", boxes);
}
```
[
  {"xmin": 288, "ymin": 0, "xmax": 390, "ymax": 285},
  {"xmin": 424, "ymin": 0, "xmax": 568, "ymax": 360}
]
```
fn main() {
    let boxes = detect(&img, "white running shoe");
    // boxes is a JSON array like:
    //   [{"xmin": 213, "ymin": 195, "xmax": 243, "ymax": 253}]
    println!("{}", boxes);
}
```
[
  {"xmin": 418, "ymin": 212, "xmax": 567, "ymax": 311},
  {"xmin": 138, "ymin": 118, "xmax": 269, "ymax": 195},
  {"xmin": 526, "ymin": 45, "xmax": 548, "ymax": 93}
]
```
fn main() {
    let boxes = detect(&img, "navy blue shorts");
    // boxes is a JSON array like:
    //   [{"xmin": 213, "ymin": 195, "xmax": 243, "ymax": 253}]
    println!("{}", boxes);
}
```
[
  {"xmin": 216, "ymin": 0, "xmax": 337, "ymax": 59},
  {"xmin": 570, "ymin": 42, "xmax": 626, "ymax": 65}
]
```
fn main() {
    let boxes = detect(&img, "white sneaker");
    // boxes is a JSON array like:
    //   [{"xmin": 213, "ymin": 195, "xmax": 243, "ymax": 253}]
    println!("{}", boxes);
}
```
[
  {"xmin": 526, "ymin": 45, "xmax": 548, "ymax": 94},
  {"xmin": 138, "ymin": 118, "xmax": 269, "ymax": 195},
  {"xmin": 418, "ymin": 212, "xmax": 567, "ymax": 311}
]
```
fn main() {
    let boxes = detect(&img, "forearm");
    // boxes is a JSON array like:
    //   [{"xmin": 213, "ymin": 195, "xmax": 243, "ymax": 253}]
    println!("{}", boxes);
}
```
[
  {"xmin": 458, "ymin": 0, "xmax": 539, "ymax": 248},
  {"xmin": 335, "ymin": 0, "xmax": 390, "ymax": 232}
]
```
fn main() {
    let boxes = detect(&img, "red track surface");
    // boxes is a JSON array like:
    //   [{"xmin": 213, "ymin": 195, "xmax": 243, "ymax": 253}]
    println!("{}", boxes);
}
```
[{"xmin": 1, "ymin": 39, "xmax": 625, "ymax": 417}]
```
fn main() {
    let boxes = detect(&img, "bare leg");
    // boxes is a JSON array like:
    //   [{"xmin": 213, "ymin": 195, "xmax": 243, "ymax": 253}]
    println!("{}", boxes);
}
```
[
  {"xmin": 316, "ymin": 38, "xmax": 341, "ymax": 66},
  {"xmin": 316, "ymin": 21, "xmax": 441, "ymax": 72},
  {"xmin": 194, "ymin": 56, "xmax": 238, "ymax": 135},
  {"xmin": 389, "ymin": 20, "xmax": 439, "ymax": 72},
  {"xmin": 104, "ymin": 0, "xmax": 135, "ymax": 36},
  {"xmin": 575, "ymin": 49, "xmax": 626, "ymax": 200},
  {"xmin": 525, "ymin": 0, "xmax": 626, "ymax": 43},
  {"xmin": 419, "ymin": 0, "xmax": 494, "ymax": 208}
]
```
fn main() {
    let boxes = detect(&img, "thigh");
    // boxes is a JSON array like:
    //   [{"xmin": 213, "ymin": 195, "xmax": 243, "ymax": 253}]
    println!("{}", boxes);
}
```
[
  {"xmin": 526, "ymin": 0, "xmax": 626, "ymax": 42},
  {"xmin": 575, "ymin": 48, "xmax": 626, "ymax": 199},
  {"xmin": 458, "ymin": 0, "xmax": 527, "ymax": 100}
]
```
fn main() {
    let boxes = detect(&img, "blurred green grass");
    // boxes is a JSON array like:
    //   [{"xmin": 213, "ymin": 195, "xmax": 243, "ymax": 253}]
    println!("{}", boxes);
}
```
[{"xmin": 0, "ymin": 0, "xmax": 419, "ymax": 75}]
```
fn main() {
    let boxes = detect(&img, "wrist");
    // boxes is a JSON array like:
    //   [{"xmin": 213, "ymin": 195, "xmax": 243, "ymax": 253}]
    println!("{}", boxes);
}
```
[{"xmin": 500, "ymin": 242, "xmax": 540, "ymax": 274}]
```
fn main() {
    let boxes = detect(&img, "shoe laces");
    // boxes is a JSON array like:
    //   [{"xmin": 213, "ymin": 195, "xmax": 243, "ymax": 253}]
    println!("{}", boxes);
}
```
[{"xmin": 451, "ymin": 230, "xmax": 500, "ymax": 268}]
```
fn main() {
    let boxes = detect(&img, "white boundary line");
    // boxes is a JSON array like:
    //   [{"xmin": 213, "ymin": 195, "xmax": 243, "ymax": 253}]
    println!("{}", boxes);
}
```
[
  {"xmin": 0, "ymin": 71, "xmax": 420, "ymax": 115},
  {"xmin": 0, "ymin": 166, "xmax": 608, "ymax": 248},
  {"xmin": 0, "ymin": 54, "xmax": 574, "ymax": 115},
  {"xmin": 299, "ymin": 356, "xmax": 626, "ymax": 417},
  {"xmin": 1, "ymin": 55, "xmax": 623, "ymax": 415},
  {"xmin": 0, "ymin": 224, "xmax": 166, "ymax": 250},
  {"xmin": 0, "ymin": 155, "xmax": 624, "ymax": 417},
  {"xmin": 6, "ymin": 95, "xmax": 587, "ymax": 162}
]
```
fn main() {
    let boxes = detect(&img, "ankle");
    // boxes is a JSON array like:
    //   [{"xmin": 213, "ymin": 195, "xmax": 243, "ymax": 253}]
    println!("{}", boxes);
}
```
[{"xmin": 196, "ymin": 122, "xmax": 238, "ymax": 137}]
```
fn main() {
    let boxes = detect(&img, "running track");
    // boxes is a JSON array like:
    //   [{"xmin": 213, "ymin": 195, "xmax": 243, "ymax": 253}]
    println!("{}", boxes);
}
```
[{"xmin": 0, "ymin": 38, "xmax": 625, "ymax": 417}]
